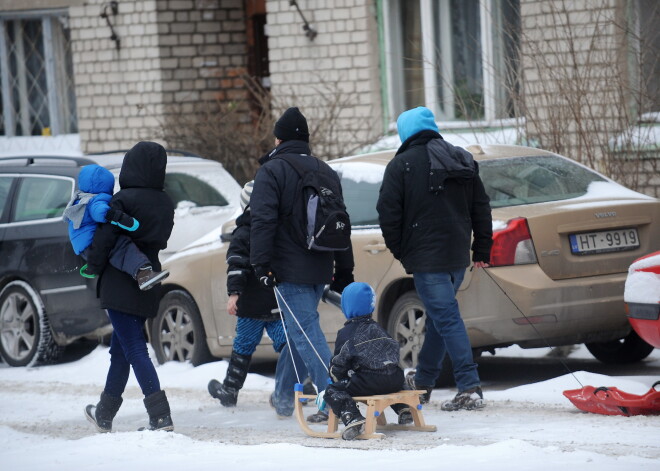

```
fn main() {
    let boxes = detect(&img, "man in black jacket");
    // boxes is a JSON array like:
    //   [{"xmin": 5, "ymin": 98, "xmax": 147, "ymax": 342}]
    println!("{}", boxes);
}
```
[
  {"xmin": 250, "ymin": 107, "xmax": 355, "ymax": 423},
  {"xmin": 376, "ymin": 107, "xmax": 493, "ymax": 411}
]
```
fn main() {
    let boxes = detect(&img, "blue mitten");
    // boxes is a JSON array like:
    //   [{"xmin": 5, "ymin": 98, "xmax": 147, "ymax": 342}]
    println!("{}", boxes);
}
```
[{"xmin": 315, "ymin": 390, "xmax": 328, "ymax": 412}]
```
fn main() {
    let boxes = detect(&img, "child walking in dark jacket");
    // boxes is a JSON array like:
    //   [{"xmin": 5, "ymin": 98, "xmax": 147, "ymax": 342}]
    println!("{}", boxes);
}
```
[
  {"xmin": 207, "ymin": 181, "xmax": 309, "ymax": 417},
  {"xmin": 63, "ymin": 164, "xmax": 168, "ymax": 290},
  {"xmin": 317, "ymin": 282, "xmax": 412, "ymax": 440}
]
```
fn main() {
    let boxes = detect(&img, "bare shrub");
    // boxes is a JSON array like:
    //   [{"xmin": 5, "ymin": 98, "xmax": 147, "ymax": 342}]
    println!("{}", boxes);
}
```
[
  {"xmin": 158, "ymin": 75, "xmax": 379, "ymax": 184},
  {"xmin": 511, "ymin": 0, "xmax": 659, "ymax": 192}
]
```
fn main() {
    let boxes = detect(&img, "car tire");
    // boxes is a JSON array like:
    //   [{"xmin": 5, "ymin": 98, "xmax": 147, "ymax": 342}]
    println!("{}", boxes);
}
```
[
  {"xmin": 0, "ymin": 281, "xmax": 63, "ymax": 367},
  {"xmin": 151, "ymin": 290, "xmax": 214, "ymax": 366},
  {"xmin": 585, "ymin": 330, "xmax": 655, "ymax": 364}
]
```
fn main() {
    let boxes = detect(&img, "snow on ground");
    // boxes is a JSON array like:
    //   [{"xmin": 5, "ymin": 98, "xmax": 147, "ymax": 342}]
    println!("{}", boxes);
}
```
[{"xmin": 1, "ymin": 345, "xmax": 659, "ymax": 471}]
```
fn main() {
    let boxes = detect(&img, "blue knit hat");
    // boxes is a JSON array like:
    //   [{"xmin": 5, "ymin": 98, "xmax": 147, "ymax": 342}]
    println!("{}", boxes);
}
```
[
  {"xmin": 396, "ymin": 106, "xmax": 439, "ymax": 143},
  {"xmin": 341, "ymin": 282, "xmax": 376, "ymax": 319}
]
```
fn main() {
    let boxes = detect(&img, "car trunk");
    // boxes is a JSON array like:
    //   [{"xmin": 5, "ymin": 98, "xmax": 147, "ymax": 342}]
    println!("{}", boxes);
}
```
[{"xmin": 494, "ymin": 198, "xmax": 660, "ymax": 281}]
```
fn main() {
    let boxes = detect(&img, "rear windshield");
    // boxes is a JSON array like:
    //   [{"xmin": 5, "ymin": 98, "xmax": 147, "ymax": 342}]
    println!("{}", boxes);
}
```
[{"xmin": 479, "ymin": 155, "xmax": 607, "ymax": 208}]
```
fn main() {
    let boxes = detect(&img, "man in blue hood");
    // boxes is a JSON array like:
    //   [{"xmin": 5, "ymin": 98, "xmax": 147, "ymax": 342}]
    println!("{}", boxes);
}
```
[{"xmin": 377, "ymin": 107, "xmax": 493, "ymax": 411}]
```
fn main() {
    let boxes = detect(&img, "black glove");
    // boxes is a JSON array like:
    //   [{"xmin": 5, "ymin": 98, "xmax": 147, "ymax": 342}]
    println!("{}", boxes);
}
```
[
  {"xmin": 254, "ymin": 265, "xmax": 277, "ymax": 288},
  {"xmin": 329, "ymin": 268, "xmax": 354, "ymax": 294},
  {"xmin": 106, "ymin": 209, "xmax": 139, "ymax": 232}
]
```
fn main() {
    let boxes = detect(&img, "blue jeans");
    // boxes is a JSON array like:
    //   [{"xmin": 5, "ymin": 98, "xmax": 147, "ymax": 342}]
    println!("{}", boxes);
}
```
[
  {"xmin": 104, "ymin": 309, "xmax": 160, "ymax": 398},
  {"xmin": 272, "ymin": 342, "xmax": 308, "ymax": 416},
  {"xmin": 232, "ymin": 317, "xmax": 308, "ymax": 415},
  {"xmin": 275, "ymin": 282, "xmax": 331, "ymax": 393},
  {"xmin": 413, "ymin": 270, "xmax": 480, "ymax": 393}
]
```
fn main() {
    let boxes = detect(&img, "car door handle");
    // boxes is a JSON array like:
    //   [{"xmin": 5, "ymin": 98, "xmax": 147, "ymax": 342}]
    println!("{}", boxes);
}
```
[{"xmin": 363, "ymin": 243, "xmax": 387, "ymax": 253}]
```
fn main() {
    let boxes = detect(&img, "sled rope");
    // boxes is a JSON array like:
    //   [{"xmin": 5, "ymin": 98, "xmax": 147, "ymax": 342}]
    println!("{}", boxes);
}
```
[
  {"xmin": 274, "ymin": 289, "xmax": 302, "ymax": 383},
  {"xmin": 481, "ymin": 268, "xmax": 583, "ymax": 388},
  {"xmin": 274, "ymin": 285, "xmax": 330, "ymax": 385}
]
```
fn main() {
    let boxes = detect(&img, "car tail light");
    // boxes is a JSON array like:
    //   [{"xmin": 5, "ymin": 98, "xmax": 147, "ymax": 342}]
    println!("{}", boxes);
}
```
[{"xmin": 490, "ymin": 217, "xmax": 538, "ymax": 267}]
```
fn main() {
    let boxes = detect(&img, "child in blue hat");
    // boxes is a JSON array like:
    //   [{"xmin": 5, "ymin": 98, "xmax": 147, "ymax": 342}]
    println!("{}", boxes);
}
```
[
  {"xmin": 317, "ymin": 282, "xmax": 411, "ymax": 440},
  {"xmin": 63, "ymin": 164, "xmax": 168, "ymax": 290}
]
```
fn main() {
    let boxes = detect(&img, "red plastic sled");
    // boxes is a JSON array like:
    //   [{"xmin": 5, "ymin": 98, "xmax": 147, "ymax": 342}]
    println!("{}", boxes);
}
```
[{"xmin": 563, "ymin": 381, "xmax": 660, "ymax": 416}]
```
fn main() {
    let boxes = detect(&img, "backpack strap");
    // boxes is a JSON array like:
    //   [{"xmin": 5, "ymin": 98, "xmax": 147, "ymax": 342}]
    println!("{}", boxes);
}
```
[{"xmin": 276, "ymin": 154, "xmax": 321, "ymax": 178}]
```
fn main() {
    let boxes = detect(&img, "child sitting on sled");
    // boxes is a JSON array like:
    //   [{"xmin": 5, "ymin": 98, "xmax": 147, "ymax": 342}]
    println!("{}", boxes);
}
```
[
  {"xmin": 63, "ymin": 164, "xmax": 168, "ymax": 290},
  {"xmin": 316, "ymin": 282, "xmax": 412, "ymax": 440}
]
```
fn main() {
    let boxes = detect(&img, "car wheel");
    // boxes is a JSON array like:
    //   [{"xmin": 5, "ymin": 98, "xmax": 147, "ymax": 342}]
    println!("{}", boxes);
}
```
[
  {"xmin": 151, "ymin": 290, "xmax": 214, "ymax": 366},
  {"xmin": 387, "ymin": 292, "xmax": 427, "ymax": 370},
  {"xmin": 0, "ymin": 281, "xmax": 63, "ymax": 367},
  {"xmin": 585, "ymin": 330, "xmax": 655, "ymax": 364}
]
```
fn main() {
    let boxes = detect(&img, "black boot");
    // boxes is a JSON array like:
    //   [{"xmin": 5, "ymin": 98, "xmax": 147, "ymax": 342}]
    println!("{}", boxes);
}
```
[
  {"xmin": 208, "ymin": 351, "xmax": 251, "ymax": 407},
  {"xmin": 84, "ymin": 392, "xmax": 123, "ymax": 433},
  {"xmin": 340, "ymin": 404, "xmax": 366, "ymax": 440},
  {"xmin": 142, "ymin": 390, "xmax": 174, "ymax": 431}
]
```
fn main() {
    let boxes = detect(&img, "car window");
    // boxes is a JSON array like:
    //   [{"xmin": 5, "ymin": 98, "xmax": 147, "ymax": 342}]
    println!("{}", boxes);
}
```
[
  {"xmin": 0, "ymin": 176, "xmax": 13, "ymax": 219},
  {"xmin": 164, "ymin": 172, "xmax": 229, "ymax": 207},
  {"xmin": 332, "ymin": 162, "xmax": 385, "ymax": 226},
  {"xmin": 13, "ymin": 176, "xmax": 73, "ymax": 222},
  {"xmin": 479, "ymin": 155, "xmax": 607, "ymax": 208}
]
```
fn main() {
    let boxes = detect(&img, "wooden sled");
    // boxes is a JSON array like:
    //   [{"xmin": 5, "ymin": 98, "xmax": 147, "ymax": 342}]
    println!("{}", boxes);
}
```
[{"xmin": 293, "ymin": 386, "xmax": 437, "ymax": 440}]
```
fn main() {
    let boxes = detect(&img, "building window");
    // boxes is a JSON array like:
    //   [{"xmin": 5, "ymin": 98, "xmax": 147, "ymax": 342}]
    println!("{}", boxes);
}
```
[
  {"xmin": 383, "ymin": 0, "xmax": 520, "ymax": 123},
  {"xmin": 0, "ymin": 10, "xmax": 77, "ymax": 137},
  {"xmin": 633, "ymin": 0, "xmax": 659, "ymax": 114}
]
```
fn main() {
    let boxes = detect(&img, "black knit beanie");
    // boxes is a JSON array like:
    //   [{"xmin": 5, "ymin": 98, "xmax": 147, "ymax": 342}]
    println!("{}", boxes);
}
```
[{"xmin": 274, "ymin": 107, "xmax": 309, "ymax": 142}]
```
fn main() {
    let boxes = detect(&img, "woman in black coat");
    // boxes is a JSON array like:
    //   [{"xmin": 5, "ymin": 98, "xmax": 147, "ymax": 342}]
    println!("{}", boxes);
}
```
[{"xmin": 84, "ymin": 141, "xmax": 175, "ymax": 433}]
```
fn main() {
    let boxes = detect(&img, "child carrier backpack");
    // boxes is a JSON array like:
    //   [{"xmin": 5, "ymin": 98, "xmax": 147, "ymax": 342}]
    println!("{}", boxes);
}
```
[{"xmin": 278, "ymin": 154, "xmax": 351, "ymax": 252}]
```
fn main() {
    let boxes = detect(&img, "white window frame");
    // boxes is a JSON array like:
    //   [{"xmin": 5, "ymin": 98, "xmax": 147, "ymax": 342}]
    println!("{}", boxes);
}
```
[{"xmin": 382, "ymin": 0, "xmax": 517, "ymax": 125}]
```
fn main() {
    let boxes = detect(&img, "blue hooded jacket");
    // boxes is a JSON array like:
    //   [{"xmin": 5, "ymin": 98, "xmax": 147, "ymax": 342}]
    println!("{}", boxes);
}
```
[{"xmin": 66, "ymin": 165, "xmax": 115, "ymax": 254}]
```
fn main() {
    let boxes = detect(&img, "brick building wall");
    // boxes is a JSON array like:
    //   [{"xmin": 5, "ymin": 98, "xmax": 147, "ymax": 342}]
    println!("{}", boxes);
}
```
[
  {"xmin": 265, "ymin": 0, "xmax": 383, "ymax": 158},
  {"xmin": 69, "ymin": 0, "xmax": 249, "ymax": 153},
  {"xmin": 520, "ymin": 2, "xmax": 629, "ymax": 163}
]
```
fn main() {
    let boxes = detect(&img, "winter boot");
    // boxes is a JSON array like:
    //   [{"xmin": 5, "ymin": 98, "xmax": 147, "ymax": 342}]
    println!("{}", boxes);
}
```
[
  {"xmin": 405, "ymin": 370, "xmax": 433, "ymax": 404},
  {"xmin": 300, "ymin": 376, "xmax": 317, "ymax": 406},
  {"xmin": 142, "ymin": 390, "xmax": 174, "ymax": 431},
  {"xmin": 440, "ymin": 386, "xmax": 486, "ymax": 411},
  {"xmin": 136, "ymin": 266, "xmax": 169, "ymax": 291},
  {"xmin": 208, "ymin": 351, "xmax": 251, "ymax": 407},
  {"xmin": 340, "ymin": 407, "xmax": 366, "ymax": 441},
  {"xmin": 84, "ymin": 392, "xmax": 123, "ymax": 433},
  {"xmin": 306, "ymin": 410, "xmax": 329, "ymax": 424},
  {"xmin": 396, "ymin": 407, "xmax": 414, "ymax": 425}
]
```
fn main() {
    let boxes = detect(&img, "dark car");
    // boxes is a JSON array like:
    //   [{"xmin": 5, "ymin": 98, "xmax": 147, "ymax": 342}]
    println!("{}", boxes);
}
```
[
  {"xmin": 0, "ymin": 152, "xmax": 242, "ymax": 367},
  {"xmin": 0, "ymin": 155, "xmax": 110, "ymax": 367}
]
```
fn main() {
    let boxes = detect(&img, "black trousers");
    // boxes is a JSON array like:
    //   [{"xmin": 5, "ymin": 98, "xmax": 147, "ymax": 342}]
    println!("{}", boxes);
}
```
[{"xmin": 324, "ymin": 369, "xmax": 407, "ymax": 419}]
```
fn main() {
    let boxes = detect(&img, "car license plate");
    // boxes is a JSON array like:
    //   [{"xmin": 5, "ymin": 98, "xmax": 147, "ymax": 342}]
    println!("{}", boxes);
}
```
[{"xmin": 569, "ymin": 228, "xmax": 640, "ymax": 255}]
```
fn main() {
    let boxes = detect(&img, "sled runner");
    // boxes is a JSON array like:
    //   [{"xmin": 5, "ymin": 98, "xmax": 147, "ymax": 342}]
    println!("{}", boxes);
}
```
[
  {"xmin": 563, "ymin": 381, "xmax": 660, "ymax": 416},
  {"xmin": 293, "ymin": 385, "xmax": 437, "ymax": 439}
]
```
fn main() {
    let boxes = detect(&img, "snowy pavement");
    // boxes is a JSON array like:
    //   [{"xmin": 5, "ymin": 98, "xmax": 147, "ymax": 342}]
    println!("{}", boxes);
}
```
[{"xmin": 1, "ymin": 345, "xmax": 658, "ymax": 470}]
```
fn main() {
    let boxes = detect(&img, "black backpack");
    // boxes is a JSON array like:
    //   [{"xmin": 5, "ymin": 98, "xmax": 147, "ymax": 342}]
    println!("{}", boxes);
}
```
[{"xmin": 278, "ymin": 154, "xmax": 351, "ymax": 252}]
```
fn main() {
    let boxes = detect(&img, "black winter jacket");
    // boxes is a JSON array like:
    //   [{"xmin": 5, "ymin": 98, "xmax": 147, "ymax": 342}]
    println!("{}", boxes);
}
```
[
  {"xmin": 329, "ymin": 315, "xmax": 401, "ymax": 382},
  {"xmin": 86, "ymin": 142, "xmax": 175, "ymax": 318},
  {"xmin": 377, "ymin": 131, "xmax": 492, "ymax": 273},
  {"xmin": 227, "ymin": 209, "xmax": 279, "ymax": 321},
  {"xmin": 250, "ymin": 140, "xmax": 354, "ymax": 284}
]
